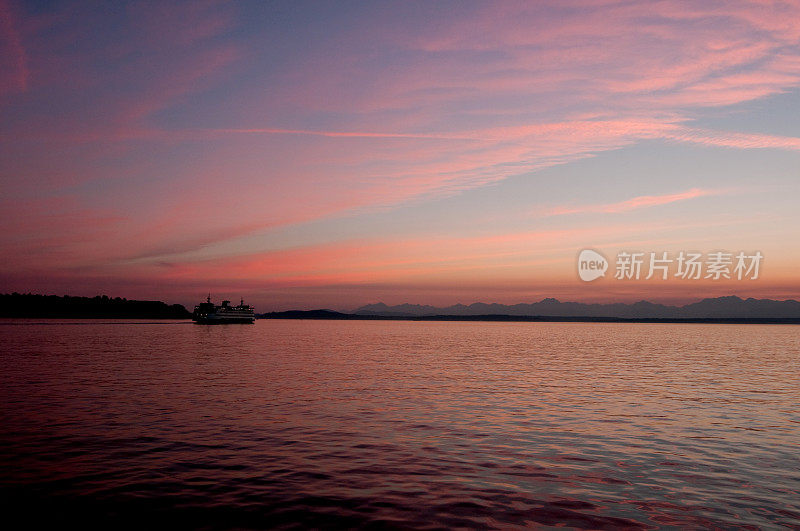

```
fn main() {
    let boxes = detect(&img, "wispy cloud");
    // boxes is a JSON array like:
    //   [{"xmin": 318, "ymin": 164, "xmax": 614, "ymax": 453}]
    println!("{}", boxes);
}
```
[
  {"xmin": 3, "ymin": 1, "xmax": 800, "ymax": 304},
  {"xmin": 208, "ymin": 128, "xmax": 474, "ymax": 140},
  {"xmin": 537, "ymin": 188, "xmax": 724, "ymax": 217},
  {"xmin": 0, "ymin": 0, "xmax": 28, "ymax": 94},
  {"xmin": 665, "ymin": 128, "xmax": 800, "ymax": 150}
]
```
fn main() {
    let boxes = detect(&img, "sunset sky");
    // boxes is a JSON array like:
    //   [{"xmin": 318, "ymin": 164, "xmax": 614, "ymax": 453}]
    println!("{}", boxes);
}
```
[{"xmin": 2, "ymin": 0, "xmax": 800, "ymax": 310}]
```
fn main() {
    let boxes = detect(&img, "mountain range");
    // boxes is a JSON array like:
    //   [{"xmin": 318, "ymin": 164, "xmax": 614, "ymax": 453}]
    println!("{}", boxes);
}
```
[{"xmin": 354, "ymin": 296, "xmax": 800, "ymax": 319}]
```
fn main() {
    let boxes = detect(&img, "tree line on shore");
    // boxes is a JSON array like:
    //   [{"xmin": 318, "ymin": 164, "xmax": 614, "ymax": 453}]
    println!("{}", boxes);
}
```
[{"xmin": 0, "ymin": 293, "xmax": 191, "ymax": 319}]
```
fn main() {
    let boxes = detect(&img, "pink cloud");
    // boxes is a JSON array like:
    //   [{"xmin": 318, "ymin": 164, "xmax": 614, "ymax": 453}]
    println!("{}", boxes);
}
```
[
  {"xmin": 294, "ymin": 0, "xmax": 800, "ymax": 115},
  {"xmin": 664, "ymin": 128, "xmax": 800, "ymax": 150},
  {"xmin": 170, "ymin": 0, "xmax": 800, "ymax": 242},
  {"xmin": 1, "ymin": 1, "xmax": 240, "ymax": 144},
  {"xmin": 0, "ymin": 196, "xmax": 127, "ymax": 271},
  {"xmin": 3, "ymin": 0, "xmax": 800, "ymax": 304},
  {"xmin": 538, "ymin": 188, "xmax": 723, "ymax": 217},
  {"xmin": 143, "ymin": 217, "xmax": 740, "ymax": 287},
  {"xmin": 192, "ymin": 117, "xmax": 798, "ymax": 236},
  {"xmin": 20, "ymin": 211, "xmax": 774, "ymax": 311},
  {"xmin": 0, "ymin": 0, "xmax": 28, "ymax": 94},
  {"xmin": 208, "ymin": 127, "xmax": 473, "ymax": 140}
]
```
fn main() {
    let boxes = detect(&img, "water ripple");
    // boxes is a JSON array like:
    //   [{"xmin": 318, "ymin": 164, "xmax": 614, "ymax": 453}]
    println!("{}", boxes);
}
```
[{"xmin": 1, "ymin": 319, "xmax": 799, "ymax": 528}]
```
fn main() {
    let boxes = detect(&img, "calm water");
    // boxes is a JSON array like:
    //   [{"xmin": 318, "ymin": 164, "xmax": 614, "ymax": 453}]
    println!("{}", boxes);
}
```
[{"xmin": 1, "ymin": 319, "xmax": 799, "ymax": 529}]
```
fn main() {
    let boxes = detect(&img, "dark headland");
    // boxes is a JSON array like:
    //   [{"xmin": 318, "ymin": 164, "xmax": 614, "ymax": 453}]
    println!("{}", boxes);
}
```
[
  {"xmin": 0, "ymin": 293, "xmax": 191, "ymax": 319},
  {"xmin": 260, "ymin": 296, "xmax": 800, "ymax": 324}
]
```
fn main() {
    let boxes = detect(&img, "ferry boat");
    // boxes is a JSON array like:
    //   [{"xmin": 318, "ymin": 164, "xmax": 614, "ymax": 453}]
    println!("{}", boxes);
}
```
[{"xmin": 192, "ymin": 296, "xmax": 255, "ymax": 324}]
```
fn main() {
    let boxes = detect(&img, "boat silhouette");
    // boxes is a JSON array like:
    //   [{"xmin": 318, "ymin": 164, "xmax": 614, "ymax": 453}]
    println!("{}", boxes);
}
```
[{"xmin": 192, "ymin": 295, "xmax": 255, "ymax": 324}]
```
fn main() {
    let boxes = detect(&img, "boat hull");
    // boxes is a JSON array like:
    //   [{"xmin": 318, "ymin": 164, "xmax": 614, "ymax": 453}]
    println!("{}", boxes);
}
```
[
  {"xmin": 193, "ymin": 315, "xmax": 255, "ymax": 324},
  {"xmin": 192, "ymin": 315, "xmax": 255, "ymax": 324}
]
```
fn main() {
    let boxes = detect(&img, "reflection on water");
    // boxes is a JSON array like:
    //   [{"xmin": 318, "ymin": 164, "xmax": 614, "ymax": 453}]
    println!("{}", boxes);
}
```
[{"xmin": 1, "ymin": 319, "xmax": 799, "ymax": 528}]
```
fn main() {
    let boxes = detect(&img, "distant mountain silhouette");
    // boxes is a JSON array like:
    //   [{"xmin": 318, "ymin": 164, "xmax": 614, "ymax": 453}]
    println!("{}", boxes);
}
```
[
  {"xmin": 260, "ymin": 309, "xmax": 355, "ymax": 319},
  {"xmin": 355, "ymin": 296, "xmax": 800, "ymax": 319},
  {"xmin": 0, "ymin": 293, "xmax": 191, "ymax": 319}
]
